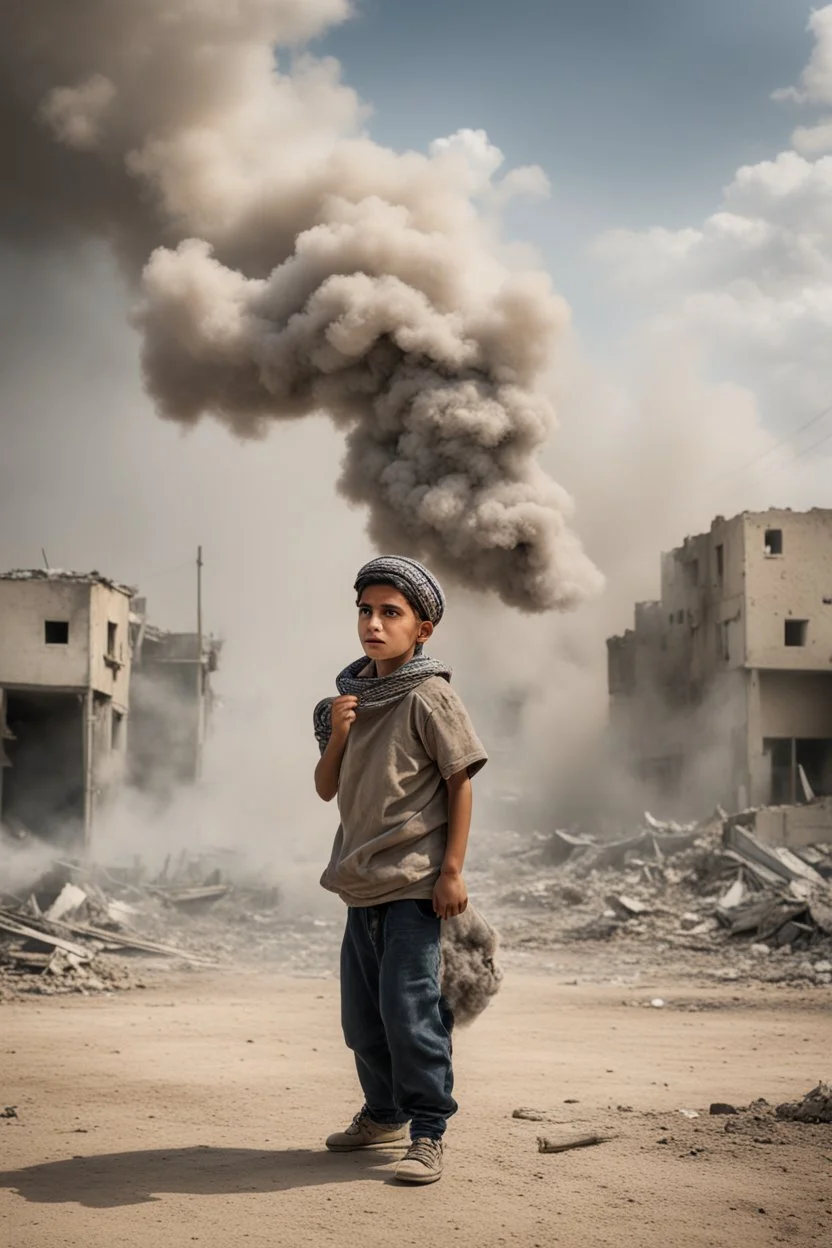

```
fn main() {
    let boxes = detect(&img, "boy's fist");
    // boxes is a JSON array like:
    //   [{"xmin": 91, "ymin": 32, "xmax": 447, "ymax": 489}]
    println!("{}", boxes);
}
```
[{"xmin": 330, "ymin": 695, "xmax": 358, "ymax": 741}]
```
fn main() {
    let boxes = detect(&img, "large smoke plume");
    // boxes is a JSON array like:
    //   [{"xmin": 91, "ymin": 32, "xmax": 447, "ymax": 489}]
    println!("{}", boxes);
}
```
[{"xmin": 0, "ymin": 0, "xmax": 601, "ymax": 612}]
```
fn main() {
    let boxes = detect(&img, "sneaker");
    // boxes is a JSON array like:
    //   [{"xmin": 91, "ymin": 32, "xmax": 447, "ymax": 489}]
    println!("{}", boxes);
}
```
[
  {"xmin": 325, "ymin": 1106, "xmax": 408, "ymax": 1152},
  {"xmin": 394, "ymin": 1137, "xmax": 444, "ymax": 1184}
]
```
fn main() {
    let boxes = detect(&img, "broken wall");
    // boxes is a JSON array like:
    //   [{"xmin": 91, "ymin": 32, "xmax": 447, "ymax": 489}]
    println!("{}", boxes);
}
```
[
  {"xmin": 0, "ymin": 578, "xmax": 91, "ymax": 689},
  {"xmin": 744, "ymin": 510, "xmax": 832, "ymax": 670},
  {"xmin": 89, "ymin": 583, "xmax": 132, "ymax": 705},
  {"xmin": 734, "ymin": 799, "xmax": 832, "ymax": 850}
]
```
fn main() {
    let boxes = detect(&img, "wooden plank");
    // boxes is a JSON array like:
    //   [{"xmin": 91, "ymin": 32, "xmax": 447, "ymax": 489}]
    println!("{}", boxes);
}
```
[
  {"xmin": 50, "ymin": 918, "xmax": 216, "ymax": 965},
  {"xmin": 537, "ymin": 1133, "xmax": 617, "ymax": 1154},
  {"xmin": 0, "ymin": 912, "xmax": 90, "ymax": 958}
]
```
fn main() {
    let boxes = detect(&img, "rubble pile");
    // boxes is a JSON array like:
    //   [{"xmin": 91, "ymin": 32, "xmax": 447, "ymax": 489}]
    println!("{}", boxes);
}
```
[
  {"xmin": 478, "ymin": 808, "xmax": 832, "ymax": 980},
  {"xmin": 3, "ymin": 803, "xmax": 832, "ymax": 1001},
  {"xmin": 1, "ymin": 850, "xmax": 503, "ymax": 1021},
  {"xmin": 0, "ymin": 851, "xmax": 340, "ymax": 1002}
]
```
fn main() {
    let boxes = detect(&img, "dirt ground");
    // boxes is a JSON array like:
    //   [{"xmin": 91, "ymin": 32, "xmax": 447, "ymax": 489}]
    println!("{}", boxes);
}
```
[{"xmin": 2, "ymin": 959, "xmax": 831, "ymax": 1248}]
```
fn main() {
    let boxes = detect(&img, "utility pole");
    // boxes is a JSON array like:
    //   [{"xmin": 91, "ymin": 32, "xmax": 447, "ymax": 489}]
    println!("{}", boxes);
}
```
[{"xmin": 195, "ymin": 545, "xmax": 204, "ymax": 782}]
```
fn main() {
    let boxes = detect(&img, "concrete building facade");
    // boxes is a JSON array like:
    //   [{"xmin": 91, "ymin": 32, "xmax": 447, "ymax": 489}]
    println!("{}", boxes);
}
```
[
  {"xmin": 0, "ymin": 570, "xmax": 134, "ymax": 847},
  {"xmin": 607, "ymin": 509, "xmax": 832, "ymax": 814}
]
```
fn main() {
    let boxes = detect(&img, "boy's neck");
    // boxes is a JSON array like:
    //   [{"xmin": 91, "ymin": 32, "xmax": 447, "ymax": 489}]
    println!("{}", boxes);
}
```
[{"xmin": 373, "ymin": 645, "xmax": 418, "ymax": 679}]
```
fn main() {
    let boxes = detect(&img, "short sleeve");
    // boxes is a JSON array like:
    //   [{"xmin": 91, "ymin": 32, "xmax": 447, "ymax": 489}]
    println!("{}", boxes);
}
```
[{"xmin": 418, "ymin": 683, "xmax": 488, "ymax": 780}]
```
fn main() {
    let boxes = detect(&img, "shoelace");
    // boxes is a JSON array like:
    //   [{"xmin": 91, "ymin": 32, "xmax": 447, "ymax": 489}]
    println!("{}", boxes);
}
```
[
  {"xmin": 405, "ymin": 1138, "xmax": 441, "ymax": 1166},
  {"xmin": 349, "ymin": 1107, "xmax": 372, "ymax": 1133}
]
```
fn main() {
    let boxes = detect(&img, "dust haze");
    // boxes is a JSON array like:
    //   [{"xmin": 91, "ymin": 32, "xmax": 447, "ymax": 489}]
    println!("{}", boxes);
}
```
[{"xmin": 0, "ymin": 3, "xmax": 825, "ymax": 890}]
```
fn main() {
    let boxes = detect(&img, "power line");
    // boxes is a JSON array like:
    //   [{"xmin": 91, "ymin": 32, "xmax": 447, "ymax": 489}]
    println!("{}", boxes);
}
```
[
  {"xmin": 709, "ymin": 398, "xmax": 832, "ymax": 484},
  {"xmin": 781, "ymin": 420, "xmax": 832, "ymax": 467}
]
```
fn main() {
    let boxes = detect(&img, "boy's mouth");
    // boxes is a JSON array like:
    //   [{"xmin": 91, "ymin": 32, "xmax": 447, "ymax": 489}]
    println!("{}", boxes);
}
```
[{"xmin": 364, "ymin": 638, "xmax": 384, "ymax": 646}]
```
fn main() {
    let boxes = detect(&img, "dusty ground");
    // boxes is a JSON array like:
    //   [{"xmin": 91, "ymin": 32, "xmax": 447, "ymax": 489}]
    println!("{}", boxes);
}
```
[{"xmin": 2, "ymin": 958, "xmax": 831, "ymax": 1248}]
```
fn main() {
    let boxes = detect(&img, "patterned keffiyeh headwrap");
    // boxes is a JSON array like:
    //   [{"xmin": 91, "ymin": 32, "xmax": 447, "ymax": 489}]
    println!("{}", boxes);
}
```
[
  {"xmin": 354, "ymin": 555, "xmax": 445, "ymax": 625},
  {"xmin": 313, "ymin": 555, "xmax": 449, "ymax": 753}
]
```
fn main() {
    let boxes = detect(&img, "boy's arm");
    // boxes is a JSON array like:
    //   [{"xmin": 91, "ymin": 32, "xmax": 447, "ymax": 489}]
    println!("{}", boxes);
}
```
[
  {"xmin": 432, "ymin": 769, "xmax": 472, "ymax": 919},
  {"xmin": 314, "ymin": 695, "xmax": 358, "ymax": 801}
]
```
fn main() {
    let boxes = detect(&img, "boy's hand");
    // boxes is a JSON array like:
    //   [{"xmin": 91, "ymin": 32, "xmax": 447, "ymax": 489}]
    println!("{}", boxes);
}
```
[
  {"xmin": 433, "ymin": 870, "xmax": 468, "ymax": 920},
  {"xmin": 330, "ymin": 694, "xmax": 358, "ymax": 742}
]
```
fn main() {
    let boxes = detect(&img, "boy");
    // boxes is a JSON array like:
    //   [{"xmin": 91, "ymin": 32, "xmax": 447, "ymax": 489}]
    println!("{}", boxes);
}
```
[{"xmin": 313, "ymin": 555, "xmax": 487, "ymax": 1185}]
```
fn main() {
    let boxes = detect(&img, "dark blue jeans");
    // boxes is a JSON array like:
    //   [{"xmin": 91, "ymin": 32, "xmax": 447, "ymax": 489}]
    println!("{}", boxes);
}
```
[{"xmin": 340, "ymin": 899, "xmax": 457, "ymax": 1141}]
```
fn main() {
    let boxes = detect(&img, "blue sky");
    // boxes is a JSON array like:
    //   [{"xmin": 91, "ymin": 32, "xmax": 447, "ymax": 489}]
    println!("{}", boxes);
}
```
[{"xmin": 316, "ymin": 1, "xmax": 813, "ymax": 321}]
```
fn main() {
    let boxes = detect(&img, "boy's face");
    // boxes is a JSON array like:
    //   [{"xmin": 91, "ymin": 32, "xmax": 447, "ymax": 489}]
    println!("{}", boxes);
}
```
[{"xmin": 357, "ymin": 583, "xmax": 433, "ymax": 665}]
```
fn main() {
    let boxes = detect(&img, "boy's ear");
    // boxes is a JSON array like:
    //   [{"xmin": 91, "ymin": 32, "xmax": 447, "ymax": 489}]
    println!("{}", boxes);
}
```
[{"xmin": 418, "ymin": 619, "xmax": 434, "ymax": 644}]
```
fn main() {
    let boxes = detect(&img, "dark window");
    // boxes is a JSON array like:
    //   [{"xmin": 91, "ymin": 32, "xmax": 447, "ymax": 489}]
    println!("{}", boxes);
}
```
[
  {"xmin": 785, "ymin": 619, "xmax": 808, "ymax": 647},
  {"xmin": 668, "ymin": 613, "xmax": 674, "ymax": 625},
  {"xmin": 111, "ymin": 710, "xmax": 124, "ymax": 751},
  {"xmin": 684, "ymin": 559, "xmax": 699, "ymax": 588},
  {"xmin": 44, "ymin": 620, "xmax": 69, "ymax": 645},
  {"xmin": 107, "ymin": 622, "xmax": 117, "ymax": 656},
  {"xmin": 716, "ymin": 544, "xmax": 724, "ymax": 583},
  {"xmin": 765, "ymin": 529, "xmax": 783, "ymax": 555},
  {"xmin": 677, "ymin": 610, "xmax": 684, "ymax": 624}
]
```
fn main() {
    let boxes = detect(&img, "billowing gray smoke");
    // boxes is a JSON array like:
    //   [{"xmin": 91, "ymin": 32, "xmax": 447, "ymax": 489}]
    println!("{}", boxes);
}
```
[{"xmin": 0, "ymin": 0, "xmax": 601, "ymax": 610}]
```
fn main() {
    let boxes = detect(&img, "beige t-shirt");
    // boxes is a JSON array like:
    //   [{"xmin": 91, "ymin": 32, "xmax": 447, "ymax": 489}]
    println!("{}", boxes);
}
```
[{"xmin": 320, "ymin": 676, "xmax": 487, "ymax": 907}]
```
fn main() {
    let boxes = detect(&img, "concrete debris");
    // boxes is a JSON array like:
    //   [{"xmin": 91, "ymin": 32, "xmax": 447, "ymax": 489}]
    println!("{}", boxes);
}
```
[
  {"xmin": 44, "ymin": 883, "xmax": 88, "ymax": 922},
  {"xmin": 0, "ymin": 851, "xmax": 236, "ymax": 998},
  {"xmin": 776, "ymin": 1082, "xmax": 832, "ymax": 1125},
  {"xmin": 147, "ymin": 885, "xmax": 231, "ymax": 910},
  {"xmin": 481, "ymin": 807, "xmax": 832, "ymax": 981},
  {"xmin": 709, "ymin": 1103, "xmax": 738, "ymax": 1115},
  {"xmin": 1, "ymin": 850, "xmax": 502, "ymax": 1022}
]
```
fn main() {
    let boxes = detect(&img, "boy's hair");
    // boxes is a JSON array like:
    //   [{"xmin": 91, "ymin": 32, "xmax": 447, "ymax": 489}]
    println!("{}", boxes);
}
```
[{"xmin": 354, "ymin": 556, "xmax": 445, "ymax": 626}]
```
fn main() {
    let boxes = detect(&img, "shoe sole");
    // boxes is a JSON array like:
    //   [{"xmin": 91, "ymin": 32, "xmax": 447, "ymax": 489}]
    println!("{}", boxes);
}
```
[
  {"xmin": 394, "ymin": 1170, "xmax": 442, "ymax": 1185},
  {"xmin": 326, "ymin": 1139, "xmax": 408, "ymax": 1152}
]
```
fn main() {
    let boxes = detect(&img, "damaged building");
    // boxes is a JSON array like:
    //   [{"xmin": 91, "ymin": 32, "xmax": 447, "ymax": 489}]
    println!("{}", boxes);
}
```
[
  {"xmin": 0, "ymin": 569, "xmax": 221, "ymax": 852},
  {"xmin": 608, "ymin": 509, "xmax": 832, "ymax": 816},
  {"xmin": 128, "ymin": 601, "xmax": 222, "ymax": 799},
  {"xmin": 0, "ymin": 570, "xmax": 134, "ymax": 849}
]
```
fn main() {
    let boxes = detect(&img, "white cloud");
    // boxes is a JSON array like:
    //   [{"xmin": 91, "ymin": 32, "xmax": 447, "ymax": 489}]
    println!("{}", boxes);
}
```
[
  {"xmin": 429, "ymin": 127, "xmax": 550, "ymax": 205},
  {"xmin": 593, "ymin": 5, "xmax": 832, "ymax": 441},
  {"xmin": 773, "ymin": 5, "xmax": 832, "ymax": 106}
]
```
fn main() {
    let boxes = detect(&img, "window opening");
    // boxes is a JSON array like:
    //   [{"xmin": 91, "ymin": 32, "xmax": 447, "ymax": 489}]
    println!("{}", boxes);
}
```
[
  {"xmin": 765, "ymin": 529, "xmax": 783, "ymax": 555},
  {"xmin": 715, "ymin": 544, "xmax": 724, "ymax": 584},
  {"xmin": 107, "ymin": 622, "xmax": 117, "ymax": 657},
  {"xmin": 44, "ymin": 621, "xmax": 69, "ymax": 645},
  {"xmin": 111, "ymin": 710, "xmax": 124, "ymax": 751},
  {"xmin": 784, "ymin": 619, "xmax": 808, "ymax": 647}
]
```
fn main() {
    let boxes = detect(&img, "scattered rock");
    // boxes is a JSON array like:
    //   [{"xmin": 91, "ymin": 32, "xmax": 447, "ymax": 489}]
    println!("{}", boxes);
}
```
[{"xmin": 776, "ymin": 1082, "xmax": 832, "ymax": 1125}]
